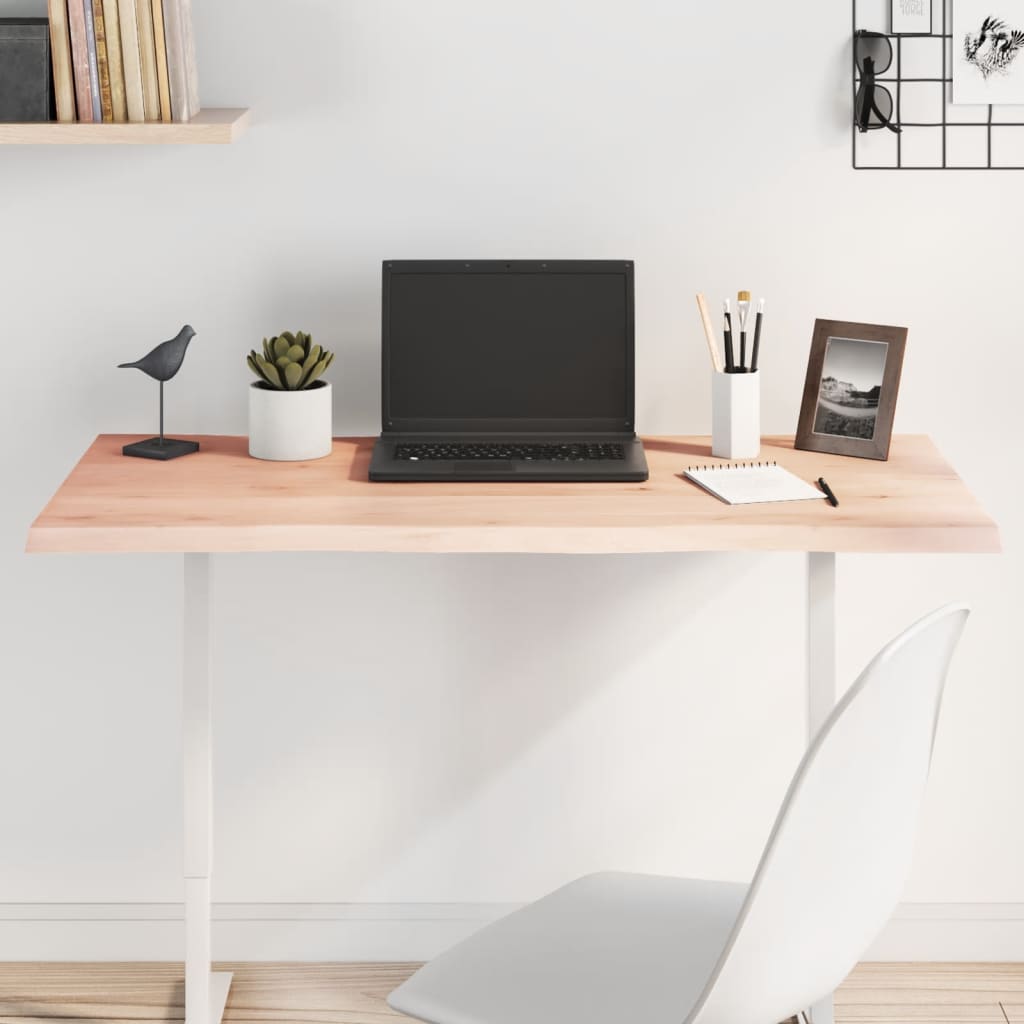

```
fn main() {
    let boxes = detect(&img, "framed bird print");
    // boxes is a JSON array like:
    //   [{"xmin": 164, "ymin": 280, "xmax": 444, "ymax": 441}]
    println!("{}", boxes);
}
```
[
  {"xmin": 954, "ymin": 0, "xmax": 1024, "ymax": 102},
  {"xmin": 891, "ymin": 0, "xmax": 932, "ymax": 35}
]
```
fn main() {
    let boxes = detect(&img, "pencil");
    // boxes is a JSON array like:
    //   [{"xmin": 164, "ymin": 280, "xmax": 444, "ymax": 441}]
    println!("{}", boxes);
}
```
[{"xmin": 696, "ymin": 293, "xmax": 724, "ymax": 372}]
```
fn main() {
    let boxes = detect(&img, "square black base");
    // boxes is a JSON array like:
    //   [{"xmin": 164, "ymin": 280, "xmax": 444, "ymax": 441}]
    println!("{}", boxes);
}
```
[{"xmin": 122, "ymin": 437, "xmax": 200, "ymax": 461}]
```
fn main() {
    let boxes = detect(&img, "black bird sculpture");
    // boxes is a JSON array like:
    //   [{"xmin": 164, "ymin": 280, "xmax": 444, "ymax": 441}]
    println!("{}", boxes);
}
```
[
  {"xmin": 119, "ymin": 324, "xmax": 196, "ymax": 381},
  {"xmin": 118, "ymin": 325, "xmax": 200, "ymax": 461}
]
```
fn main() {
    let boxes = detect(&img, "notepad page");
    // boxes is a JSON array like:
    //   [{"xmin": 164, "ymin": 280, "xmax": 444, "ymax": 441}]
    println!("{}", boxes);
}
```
[{"xmin": 684, "ymin": 463, "xmax": 824, "ymax": 505}]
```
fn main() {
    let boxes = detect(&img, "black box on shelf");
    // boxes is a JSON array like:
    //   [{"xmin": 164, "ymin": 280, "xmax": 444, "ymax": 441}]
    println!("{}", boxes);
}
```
[{"xmin": 0, "ymin": 18, "xmax": 53, "ymax": 123}]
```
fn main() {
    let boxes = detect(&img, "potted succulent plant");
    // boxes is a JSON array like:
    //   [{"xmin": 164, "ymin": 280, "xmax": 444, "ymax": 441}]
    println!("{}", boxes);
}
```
[{"xmin": 247, "ymin": 331, "xmax": 335, "ymax": 461}]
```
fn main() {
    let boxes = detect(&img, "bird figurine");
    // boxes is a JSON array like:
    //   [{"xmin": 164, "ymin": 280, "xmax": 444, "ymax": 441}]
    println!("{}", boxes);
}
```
[
  {"xmin": 118, "ymin": 324, "xmax": 196, "ymax": 381},
  {"xmin": 118, "ymin": 325, "xmax": 200, "ymax": 461}
]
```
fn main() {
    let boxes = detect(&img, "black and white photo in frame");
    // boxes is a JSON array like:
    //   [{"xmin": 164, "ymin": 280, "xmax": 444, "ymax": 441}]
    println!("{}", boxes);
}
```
[
  {"xmin": 813, "ymin": 338, "xmax": 887, "ymax": 440},
  {"xmin": 955, "ymin": 0, "xmax": 1024, "ymax": 102},
  {"xmin": 892, "ymin": 0, "xmax": 932, "ymax": 35}
]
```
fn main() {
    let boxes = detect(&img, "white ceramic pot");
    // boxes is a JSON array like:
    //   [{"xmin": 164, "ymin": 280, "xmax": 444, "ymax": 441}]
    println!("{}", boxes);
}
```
[{"xmin": 248, "ymin": 381, "xmax": 333, "ymax": 461}]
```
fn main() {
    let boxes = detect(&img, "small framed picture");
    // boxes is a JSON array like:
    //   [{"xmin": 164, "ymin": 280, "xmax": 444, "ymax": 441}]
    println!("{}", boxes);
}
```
[
  {"xmin": 891, "ymin": 0, "xmax": 933, "ymax": 35},
  {"xmin": 795, "ymin": 320, "xmax": 907, "ymax": 461}
]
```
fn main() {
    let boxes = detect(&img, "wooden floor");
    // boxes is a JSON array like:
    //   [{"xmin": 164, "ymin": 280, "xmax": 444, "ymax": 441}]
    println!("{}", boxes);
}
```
[{"xmin": 0, "ymin": 962, "xmax": 1021, "ymax": 1023}]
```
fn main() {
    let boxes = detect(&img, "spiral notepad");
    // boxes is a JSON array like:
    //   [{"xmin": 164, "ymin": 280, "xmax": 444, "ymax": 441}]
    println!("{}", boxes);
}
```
[{"xmin": 684, "ymin": 461, "xmax": 823, "ymax": 506}]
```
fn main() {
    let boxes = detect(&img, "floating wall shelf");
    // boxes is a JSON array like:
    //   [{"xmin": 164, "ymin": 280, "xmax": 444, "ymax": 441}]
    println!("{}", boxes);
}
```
[{"xmin": 0, "ymin": 108, "xmax": 250, "ymax": 145}]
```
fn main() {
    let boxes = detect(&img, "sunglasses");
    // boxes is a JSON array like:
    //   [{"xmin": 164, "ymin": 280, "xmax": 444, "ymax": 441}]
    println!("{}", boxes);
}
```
[{"xmin": 855, "ymin": 30, "xmax": 901, "ymax": 134}]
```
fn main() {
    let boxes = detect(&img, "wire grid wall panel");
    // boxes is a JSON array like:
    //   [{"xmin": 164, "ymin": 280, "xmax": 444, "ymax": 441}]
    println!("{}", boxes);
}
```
[{"xmin": 853, "ymin": 0, "xmax": 1024, "ymax": 168}]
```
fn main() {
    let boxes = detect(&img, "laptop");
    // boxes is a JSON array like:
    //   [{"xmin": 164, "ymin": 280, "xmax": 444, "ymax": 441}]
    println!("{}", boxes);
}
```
[{"xmin": 369, "ymin": 260, "xmax": 649, "ymax": 482}]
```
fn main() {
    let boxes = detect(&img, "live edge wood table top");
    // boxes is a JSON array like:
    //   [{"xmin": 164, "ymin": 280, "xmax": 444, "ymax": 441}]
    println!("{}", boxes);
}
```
[{"xmin": 26, "ymin": 434, "xmax": 1000, "ymax": 556}]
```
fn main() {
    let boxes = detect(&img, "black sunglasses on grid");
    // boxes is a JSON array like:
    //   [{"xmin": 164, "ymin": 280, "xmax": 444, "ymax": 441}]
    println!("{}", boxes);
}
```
[{"xmin": 855, "ymin": 30, "xmax": 902, "ymax": 134}]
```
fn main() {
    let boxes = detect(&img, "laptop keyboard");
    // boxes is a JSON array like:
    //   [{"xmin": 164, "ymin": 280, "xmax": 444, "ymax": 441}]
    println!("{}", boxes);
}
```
[{"xmin": 395, "ymin": 442, "xmax": 626, "ymax": 462}]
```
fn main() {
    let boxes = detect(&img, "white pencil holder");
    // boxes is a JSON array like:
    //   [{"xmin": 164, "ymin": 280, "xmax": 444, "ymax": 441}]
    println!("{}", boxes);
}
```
[{"xmin": 711, "ymin": 371, "xmax": 760, "ymax": 460}]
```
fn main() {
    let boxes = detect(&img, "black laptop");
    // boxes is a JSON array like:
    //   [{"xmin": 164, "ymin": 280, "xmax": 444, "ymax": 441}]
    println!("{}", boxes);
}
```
[{"xmin": 369, "ymin": 260, "xmax": 648, "ymax": 482}]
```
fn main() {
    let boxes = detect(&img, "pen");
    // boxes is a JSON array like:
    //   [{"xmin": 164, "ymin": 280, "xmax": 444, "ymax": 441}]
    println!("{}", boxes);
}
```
[
  {"xmin": 723, "ymin": 299, "xmax": 736, "ymax": 372},
  {"xmin": 817, "ymin": 477, "xmax": 839, "ymax": 507},
  {"xmin": 750, "ymin": 298, "xmax": 765, "ymax": 373}
]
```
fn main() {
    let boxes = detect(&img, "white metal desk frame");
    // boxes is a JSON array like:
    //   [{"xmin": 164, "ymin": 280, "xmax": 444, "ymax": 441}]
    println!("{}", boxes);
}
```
[{"xmin": 180, "ymin": 550, "xmax": 840, "ymax": 1024}]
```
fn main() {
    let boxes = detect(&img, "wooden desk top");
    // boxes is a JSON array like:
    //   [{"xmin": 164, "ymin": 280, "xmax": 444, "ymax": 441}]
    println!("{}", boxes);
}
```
[{"xmin": 26, "ymin": 435, "xmax": 1000, "ymax": 555}]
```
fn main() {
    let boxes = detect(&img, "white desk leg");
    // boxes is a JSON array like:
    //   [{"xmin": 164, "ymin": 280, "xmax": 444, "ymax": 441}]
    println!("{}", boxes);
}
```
[
  {"xmin": 183, "ymin": 554, "xmax": 232, "ymax": 1024},
  {"xmin": 807, "ymin": 551, "xmax": 837, "ymax": 744},
  {"xmin": 806, "ymin": 551, "xmax": 837, "ymax": 1024}
]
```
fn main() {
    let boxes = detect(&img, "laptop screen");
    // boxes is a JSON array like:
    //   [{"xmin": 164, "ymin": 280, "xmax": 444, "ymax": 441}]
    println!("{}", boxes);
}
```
[{"xmin": 383, "ymin": 261, "xmax": 634, "ymax": 433}]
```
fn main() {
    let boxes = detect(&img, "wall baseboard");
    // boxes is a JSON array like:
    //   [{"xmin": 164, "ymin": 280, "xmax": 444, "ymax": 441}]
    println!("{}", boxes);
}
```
[
  {"xmin": 0, "ymin": 901, "xmax": 1021, "ymax": 962},
  {"xmin": 865, "ymin": 902, "xmax": 1024, "ymax": 961}
]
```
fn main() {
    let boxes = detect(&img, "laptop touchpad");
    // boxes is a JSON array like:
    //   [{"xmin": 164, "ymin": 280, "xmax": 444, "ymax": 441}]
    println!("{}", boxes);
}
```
[{"xmin": 454, "ymin": 462, "xmax": 515, "ymax": 472}]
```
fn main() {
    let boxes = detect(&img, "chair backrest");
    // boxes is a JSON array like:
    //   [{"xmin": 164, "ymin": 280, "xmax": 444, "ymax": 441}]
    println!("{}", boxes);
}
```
[{"xmin": 687, "ymin": 604, "xmax": 970, "ymax": 1024}]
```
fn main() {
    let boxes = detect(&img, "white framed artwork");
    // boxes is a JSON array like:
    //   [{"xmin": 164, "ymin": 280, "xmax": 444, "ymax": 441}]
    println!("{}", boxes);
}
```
[
  {"xmin": 954, "ymin": 0, "xmax": 1024, "ymax": 102},
  {"xmin": 892, "ymin": 0, "xmax": 933, "ymax": 34}
]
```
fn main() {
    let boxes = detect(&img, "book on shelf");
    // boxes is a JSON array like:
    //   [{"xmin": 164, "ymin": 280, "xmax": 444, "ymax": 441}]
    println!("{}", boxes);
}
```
[
  {"xmin": 134, "ymin": 0, "xmax": 160, "ymax": 121},
  {"xmin": 66, "ymin": 0, "xmax": 93, "ymax": 122},
  {"xmin": 151, "ymin": 0, "xmax": 172, "ymax": 121},
  {"xmin": 47, "ymin": 0, "xmax": 76, "ymax": 122},
  {"xmin": 91, "ymin": 0, "xmax": 113, "ymax": 121},
  {"xmin": 101, "ymin": 0, "xmax": 128, "ymax": 121},
  {"xmin": 117, "ymin": 0, "xmax": 145, "ymax": 122},
  {"xmin": 162, "ymin": 0, "xmax": 200, "ymax": 122},
  {"xmin": 81, "ymin": 0, "xmax": 102, "ymax": 120},
  {"xmin": 43, "ymin": 0, "xmax": 201, "ymax": 125},
  {"xmin": 0, "ymin": 19, "xmax": 53, "ymax": 123}
]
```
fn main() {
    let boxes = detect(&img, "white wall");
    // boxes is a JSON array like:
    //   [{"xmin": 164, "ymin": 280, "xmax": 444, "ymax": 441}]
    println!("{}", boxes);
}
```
[{"xmin": 1, "ymin": 0, "xmax": 1021, "ymax": 957}]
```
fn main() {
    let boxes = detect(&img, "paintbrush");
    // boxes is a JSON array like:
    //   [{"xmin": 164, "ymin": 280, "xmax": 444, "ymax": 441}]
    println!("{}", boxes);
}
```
[
  {"xmin": 723, "ymin": 299, "xmax": 736, "ymax": 372},
  {"xmin": 736, "ymin": 291, "xmax": 751, "ymax": 372}
]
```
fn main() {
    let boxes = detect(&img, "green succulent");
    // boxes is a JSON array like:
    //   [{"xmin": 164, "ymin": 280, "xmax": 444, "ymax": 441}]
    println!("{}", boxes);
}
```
[{"xmin": 247, "ymin": 331, "xmax": 335, "ymax": 391}]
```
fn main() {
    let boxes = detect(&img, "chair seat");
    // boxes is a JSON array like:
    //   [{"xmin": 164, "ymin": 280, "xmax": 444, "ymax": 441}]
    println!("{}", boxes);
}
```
[{"xmin": 388, "ymin": 872, "xmax": 748, "ymax": 1024}]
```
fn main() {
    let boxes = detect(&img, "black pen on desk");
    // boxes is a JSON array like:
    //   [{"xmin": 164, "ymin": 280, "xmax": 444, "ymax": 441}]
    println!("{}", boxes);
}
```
[
  {"xmin": 723, "ymin": 299, "xmax": 736, "ymax": 372},
  {"xmin": 750, "ymin": 298, "xmax": 765, "ymax": 373},
  {"xmin": 817, "ymin": 477, "xmax": 839, "ymax": 507}
]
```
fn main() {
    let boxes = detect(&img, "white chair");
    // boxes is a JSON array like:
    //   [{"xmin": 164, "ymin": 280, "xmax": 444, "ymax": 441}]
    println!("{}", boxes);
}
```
[{"xmin": 388, "ymin": 604, "xmax": 970, "ymax": 1024}]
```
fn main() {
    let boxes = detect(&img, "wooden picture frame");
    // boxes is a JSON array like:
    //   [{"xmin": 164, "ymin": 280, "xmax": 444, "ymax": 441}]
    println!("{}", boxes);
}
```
[{"xmin": 795, "ymin": 319, "xmax": 907, "ymax": 461}]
